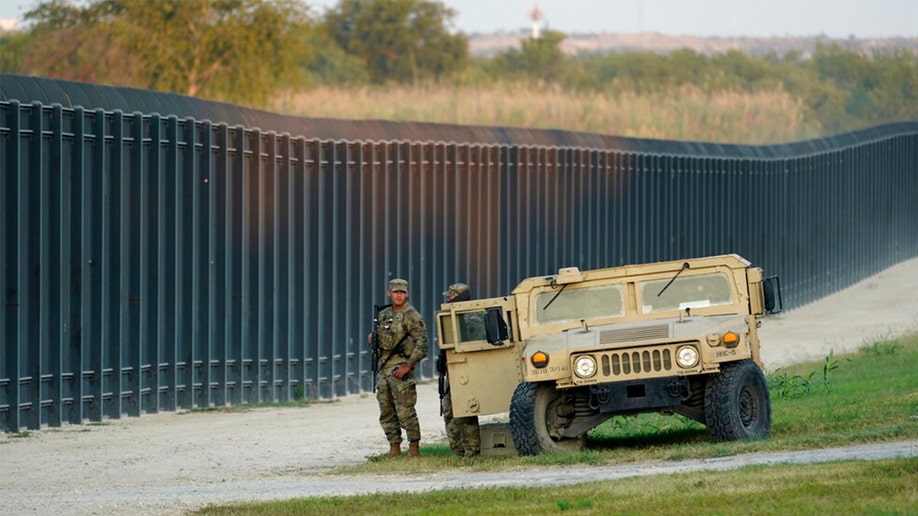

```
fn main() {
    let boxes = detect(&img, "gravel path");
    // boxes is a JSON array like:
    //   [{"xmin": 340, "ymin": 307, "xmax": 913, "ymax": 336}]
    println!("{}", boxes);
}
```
[{"xmin": 3, "ymin": 257, "xmax": 917, "ymax": 515}]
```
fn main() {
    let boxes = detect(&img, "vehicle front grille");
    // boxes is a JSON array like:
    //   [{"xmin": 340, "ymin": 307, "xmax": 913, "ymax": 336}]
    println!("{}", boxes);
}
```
[
  {"xmin": 575, "ymin": 343, "xmax": 693, "ymax": 383},
  {"xmin": 601, "ymin": 348, "xmax": 672, "ymax": 376},
  {"xmin": 598, "ymin": 323, "xmax": 670, "ymax": 345}
]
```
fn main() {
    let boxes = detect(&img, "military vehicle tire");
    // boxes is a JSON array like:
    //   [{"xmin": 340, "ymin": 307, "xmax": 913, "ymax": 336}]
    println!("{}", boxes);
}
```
[
  {"xmin": 704, "ymin": 359, "xmax": 771, "ymax": 442},
  {"xmin": 509, "ymin": 382, "xmax": 585, "ymax": 455}
]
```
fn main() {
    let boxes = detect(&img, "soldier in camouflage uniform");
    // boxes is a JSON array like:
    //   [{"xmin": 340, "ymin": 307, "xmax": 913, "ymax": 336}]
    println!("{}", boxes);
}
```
[
  {"xmin": 368, "ymin": 278, "xmax": 429, "ymax": 458},
  {"xmin": 438, "ymin": 283, "xmax": 482, "ymax": 457}
]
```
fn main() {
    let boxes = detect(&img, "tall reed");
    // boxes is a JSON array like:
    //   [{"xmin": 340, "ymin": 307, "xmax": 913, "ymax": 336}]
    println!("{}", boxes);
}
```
[{"xmin": 270, "ymin": 83, "xmax": 822, "ymax": 144}]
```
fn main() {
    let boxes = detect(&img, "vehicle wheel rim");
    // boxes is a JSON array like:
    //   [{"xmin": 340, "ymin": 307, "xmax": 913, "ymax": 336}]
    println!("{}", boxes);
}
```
[
  {"xmin": 739, "ymin": 385, "xmax": 758, "ymax": 428},
  {"xmin": 545, "ymin": 397, "xmax": 566, "ymax": 441}
]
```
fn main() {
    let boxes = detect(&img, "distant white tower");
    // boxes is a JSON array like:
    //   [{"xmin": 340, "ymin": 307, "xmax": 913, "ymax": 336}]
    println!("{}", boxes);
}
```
[{"xmin": 529, "ymin": 2, "xmax": 544, "ymax": 39}]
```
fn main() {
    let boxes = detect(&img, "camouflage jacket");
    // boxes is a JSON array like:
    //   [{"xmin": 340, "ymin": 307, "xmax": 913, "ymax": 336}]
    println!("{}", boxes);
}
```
[{"xmin": 375, "ymin": 302, "xmax": 428, "ymax": 372}]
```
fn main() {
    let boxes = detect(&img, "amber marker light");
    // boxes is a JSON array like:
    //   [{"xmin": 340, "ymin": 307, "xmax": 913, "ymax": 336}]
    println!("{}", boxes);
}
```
[
  {"xmin": 723, "ymin": 331, "xmax": 740, "ymax": 348},
  {"xmin": 531, "ymin": 351, "xmax": 549, "ymax": 368}
]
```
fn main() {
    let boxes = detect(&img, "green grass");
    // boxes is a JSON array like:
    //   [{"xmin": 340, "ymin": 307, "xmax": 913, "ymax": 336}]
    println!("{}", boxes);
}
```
[
  {"xmin": 194, "ymin": 333, "xmax": 918, "ymax": 514},
  {"xmin": 767, "ymin": 335, "xmax": 916, "ymax": 448},
  {"xmin": 195, "ymin": 458, "xmax": 918, "ymax": 515},
  {"xmin": 334, "ymin": 332, "xmax": 918, "ymax": 474}
]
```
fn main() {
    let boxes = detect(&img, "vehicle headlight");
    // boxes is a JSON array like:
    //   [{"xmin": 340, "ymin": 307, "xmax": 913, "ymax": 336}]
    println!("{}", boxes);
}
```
[
  {"xmin": 675, "ymin": 345, "xmax": 699, "ymax": 368},
  {"xmin": 574, "ymin": 356, "xmax": 597, "ymax": 378}
]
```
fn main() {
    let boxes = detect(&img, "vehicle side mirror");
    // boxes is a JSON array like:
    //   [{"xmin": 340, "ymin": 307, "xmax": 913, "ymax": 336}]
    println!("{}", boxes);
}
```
[
  {"xmin": 763, "ymin": 275, "xmax": 783, "ymax": 314},
  {"xmin": 485, "ymin": 307, "xmax": 508, "ymax": 345}
]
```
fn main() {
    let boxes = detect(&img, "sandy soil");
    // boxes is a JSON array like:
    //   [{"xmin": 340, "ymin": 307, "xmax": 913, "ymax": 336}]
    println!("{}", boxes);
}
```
[
  {"xmin": 2, "ymin": 257, "xmax": 917, "ymax": 515},
  {"xmin": 757, "ymin": 257, "xmax": 918, "ymax": 368}
]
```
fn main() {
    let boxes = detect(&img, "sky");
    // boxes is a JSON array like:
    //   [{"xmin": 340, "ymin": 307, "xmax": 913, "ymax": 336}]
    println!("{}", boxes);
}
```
[{"xmin": 1, "ymin": 0, "xmax": 916, "ymax": 39}]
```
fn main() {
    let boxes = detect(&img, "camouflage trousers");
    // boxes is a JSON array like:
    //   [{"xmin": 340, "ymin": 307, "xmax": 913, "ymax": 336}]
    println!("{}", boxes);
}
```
[
  {"xmin": 441, "ymin": 389, "xmax": 480, "ymax": 456},
  {"xmin": 376, "ymin": 373, "xmax": 421, "ymax": 444}
]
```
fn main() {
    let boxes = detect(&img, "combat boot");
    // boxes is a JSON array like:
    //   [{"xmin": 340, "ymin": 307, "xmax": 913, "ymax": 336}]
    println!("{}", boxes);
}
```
[
  {"xmin": 407, "ymin": 441, "xmax": 420, "ymax": 458},
  {"xmin": 388, "ymin": 443, "xmax": 401, "ymax": 456}
]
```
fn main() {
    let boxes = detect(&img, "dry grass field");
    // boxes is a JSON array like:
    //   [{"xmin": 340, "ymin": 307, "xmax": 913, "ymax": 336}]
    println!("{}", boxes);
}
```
[{"xmin": 271, "ymin": 83, "xmax": 823, "ymax": 145}]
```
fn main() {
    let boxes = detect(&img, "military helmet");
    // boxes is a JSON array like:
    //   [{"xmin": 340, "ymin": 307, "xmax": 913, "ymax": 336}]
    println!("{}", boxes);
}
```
[{"xmin": 442, "ymin": 283, "xmax": 470, "ymax": 300}]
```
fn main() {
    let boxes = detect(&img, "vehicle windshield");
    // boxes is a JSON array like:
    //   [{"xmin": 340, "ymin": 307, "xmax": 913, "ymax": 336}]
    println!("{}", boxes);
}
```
[
  {"xmin": 640, "ymin": 272, "xmax": 734, "ymax": 314},
  {"xmin": 534, "ymin": 284, "xmax": 625, "ymax": 325}
]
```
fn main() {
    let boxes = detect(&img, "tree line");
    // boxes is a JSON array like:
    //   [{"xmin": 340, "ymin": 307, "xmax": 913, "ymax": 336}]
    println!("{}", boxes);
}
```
[{"xmin": 2, "ymin": 0, "xmax": 916, "ymax": 137}]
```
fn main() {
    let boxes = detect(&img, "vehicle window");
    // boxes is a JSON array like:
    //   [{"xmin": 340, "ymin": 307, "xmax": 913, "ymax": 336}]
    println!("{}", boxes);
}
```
[
  {"xmin": 458, "ymin": 311, "xmax": 487, "ymax": 341},
  {"xmin": 440, "ymin": 311, "xmax": 488, "ymax": 343},
  {"xmin": 534, "ymin": 284, "xmax": 625, "ymax": 325},
  {"xmin": 439, "ymin": 313, "xmax": 457, "ymax": 345},
  {"xmin": 640, "ymin": 273, "xmax": 734, "ymax": 314}
]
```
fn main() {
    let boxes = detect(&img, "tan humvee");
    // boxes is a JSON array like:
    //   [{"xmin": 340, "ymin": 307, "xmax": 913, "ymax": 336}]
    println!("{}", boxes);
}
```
[{"xmin": 436, "ymin": 254, "xmax": 782, "ymax": 455}]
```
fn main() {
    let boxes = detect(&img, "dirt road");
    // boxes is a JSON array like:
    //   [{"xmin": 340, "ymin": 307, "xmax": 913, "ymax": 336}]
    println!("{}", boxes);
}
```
[{"xmin": 3, "ymin": 257, "xmax": 917, "ymax": 515}]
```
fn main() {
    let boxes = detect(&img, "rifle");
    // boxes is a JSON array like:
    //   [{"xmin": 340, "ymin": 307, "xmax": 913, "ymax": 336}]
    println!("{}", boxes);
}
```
[
  {"xmin": 371, "ymin": 303, "xmax": 391, "ymax": 392},
  {"xmin": 437, "ymin": 349, "xmax": 449, "ymax": 416}
]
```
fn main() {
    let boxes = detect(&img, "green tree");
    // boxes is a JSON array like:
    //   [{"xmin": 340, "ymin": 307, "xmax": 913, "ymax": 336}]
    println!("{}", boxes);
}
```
[
  {"xmin": 478, "ymin": 30, "xmax": 568, "ymax": 86},
  {"xmin": 299, "ymin": 29, "xmax": 370, "ymax": 87},
  {"xmin": 15, "ymin": 0, "xmax": 128, "ymax": 83},
  {"xmin": 20, "ymin": 0, "xmax": 315, "ymax": 105},
  {"xmin": 709, "ymin": 50, "xmax": 780, "ymax": 91},
  {"xmin": 323, "ymin": 0, "xmax": 467, "ymax": 84},
  {"xmin": 814, "ymin": 45, "xmax": 918, "ymax": 127},
  {"xmin": 0, "ymin": 27, "xmax": 34, "ymax": 74},
  {"xmin": 871, "ymin": 49, "xmax": 918, "ymax": 123},
  {"xmin": 507, "ymin": 29, "xmax": 567, "ymax": 83},
  {"xmin": 570, "ymin": 51, "xmax": 692, "ymax": 94}
]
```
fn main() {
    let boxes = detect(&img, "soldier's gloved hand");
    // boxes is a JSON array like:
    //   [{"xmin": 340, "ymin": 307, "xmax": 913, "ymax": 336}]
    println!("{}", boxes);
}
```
[{"xmin": 393, "ymin": 364, "xmax": 412, "ymax": 379}]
